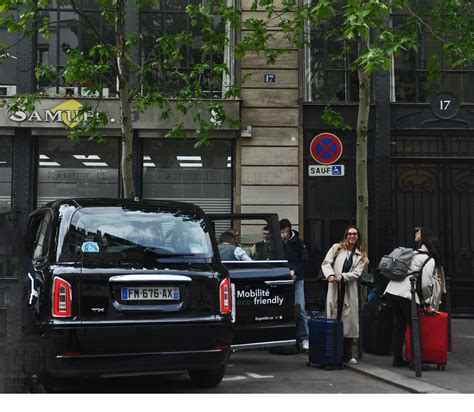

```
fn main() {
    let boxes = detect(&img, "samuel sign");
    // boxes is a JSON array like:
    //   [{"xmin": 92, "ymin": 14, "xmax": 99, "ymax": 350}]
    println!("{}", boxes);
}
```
[
  {"xmin": 8, "ymin": 99, "xmax": 103, "ymax": 129},
  {"xmin": 0, "ymin": 97, "xmax": 240, "ymax": 130}
]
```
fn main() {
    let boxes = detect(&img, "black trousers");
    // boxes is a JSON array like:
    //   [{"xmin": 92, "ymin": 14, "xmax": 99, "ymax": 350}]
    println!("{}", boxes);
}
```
[
  {"xmin": 343, "ymin": 338, "xmax": 353, "ymax": 361},
  {"xmin": 386, "ymin": 293, "xmax": 411, "ymax": 361}
]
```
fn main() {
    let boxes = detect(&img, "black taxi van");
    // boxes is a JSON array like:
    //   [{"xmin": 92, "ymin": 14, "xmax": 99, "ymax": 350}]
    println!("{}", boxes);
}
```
[
  {"xmin": 19, "ymin": 198, "xmax": 233, "ymax": 390},
  {"xmin": 6, "ymin": 199, "xmax": 295, "ymax": 391}
]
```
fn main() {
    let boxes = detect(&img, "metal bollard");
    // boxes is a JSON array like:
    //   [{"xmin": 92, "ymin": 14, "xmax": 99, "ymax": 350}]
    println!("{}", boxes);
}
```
[
  {"xmin": 357, "ymin": 279, "xmax": 363, "ymax": 359},
  {"xmin": 409, "ymin": 276, "xmax": 422, "ymax": 377},
  {"xmin": 445, "ymin": 276, "xmax": 452, "ymax": 352}
]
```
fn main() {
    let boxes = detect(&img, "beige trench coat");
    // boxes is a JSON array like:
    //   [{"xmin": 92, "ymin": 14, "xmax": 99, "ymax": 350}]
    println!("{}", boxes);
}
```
[{"xmin": 321, "ymin": 243, "xmax": 367, "ymax": 338}]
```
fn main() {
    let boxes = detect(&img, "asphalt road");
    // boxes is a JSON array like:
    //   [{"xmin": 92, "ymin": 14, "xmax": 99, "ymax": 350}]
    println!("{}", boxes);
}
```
[{"xmin": 50, "ymin": 350, "xmax": 408, "ymax": 393}]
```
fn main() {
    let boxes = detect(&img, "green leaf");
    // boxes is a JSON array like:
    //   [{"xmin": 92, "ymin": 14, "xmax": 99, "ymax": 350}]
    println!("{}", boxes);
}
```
[
  {"xmin": 428, "ymin": 55, "xmax": 440, "ymax": 82},
  {"xmin": 166, "ymin": 123, "xmax": 185, "ymax": 138},
  {"xmin": 322, "ymin": 106, "xmax": 352, "ymax": 131}
]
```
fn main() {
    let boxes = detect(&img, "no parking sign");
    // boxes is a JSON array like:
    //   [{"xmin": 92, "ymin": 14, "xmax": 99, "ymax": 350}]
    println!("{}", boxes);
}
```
[
  {"xmin": 309, "ymin": 132, "xmax": 343, "ymax": 165},
  {"xmin": 309, "ymin": 132, "xmax": 344, "ymax": 176}
]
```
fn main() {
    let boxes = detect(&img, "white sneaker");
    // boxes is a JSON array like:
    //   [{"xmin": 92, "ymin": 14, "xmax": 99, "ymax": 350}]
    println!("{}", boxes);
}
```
[
  {"xmin": 301, "ymin": 339, "xmax": 309, "ymax": 351},
  {"xmin": 348, "ymin": 358, "xmax": 357, "ymax": 364}
]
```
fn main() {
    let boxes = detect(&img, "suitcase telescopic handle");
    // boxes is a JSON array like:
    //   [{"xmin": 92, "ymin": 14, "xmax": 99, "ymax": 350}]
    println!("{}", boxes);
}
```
[{"xmin": 336, "ymin": 277, "xmax": 345, "ymax": 322}]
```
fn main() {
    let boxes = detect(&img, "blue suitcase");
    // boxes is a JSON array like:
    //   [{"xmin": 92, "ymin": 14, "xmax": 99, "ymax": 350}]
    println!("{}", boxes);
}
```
[
  {"xmin": 307, "ymin": 317, "xmax": 344, "ymax": 369},
  {"xmin": 307, "ymin": 279, "xmax": 345, "ymax": 370}
]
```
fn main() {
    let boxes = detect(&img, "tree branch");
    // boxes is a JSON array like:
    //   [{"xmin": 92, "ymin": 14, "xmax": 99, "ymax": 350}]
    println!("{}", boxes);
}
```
[
  {"xmin": 69, "ymin": 0, "xmax": 118, "ymax": 65},
  {"xmin": 405, "ymin": 6, "xmax": 445, "ymax": 43}
]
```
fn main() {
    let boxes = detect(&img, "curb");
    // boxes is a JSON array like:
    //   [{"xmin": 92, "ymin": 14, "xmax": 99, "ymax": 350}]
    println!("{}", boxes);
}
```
[{"xmin": 346, "ymin": 362, "xmax": 459, "ymax": 394}]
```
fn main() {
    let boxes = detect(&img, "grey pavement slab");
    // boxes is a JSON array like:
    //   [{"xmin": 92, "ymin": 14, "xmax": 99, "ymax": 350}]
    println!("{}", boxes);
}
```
[{"xmin": 347, "ymin": 318, "xmax": 474, "ymax": 393}]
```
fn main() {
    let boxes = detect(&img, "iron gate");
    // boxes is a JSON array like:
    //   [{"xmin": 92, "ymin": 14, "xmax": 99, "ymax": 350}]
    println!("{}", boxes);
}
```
[{"xmin": 391, "ymin": 132, "xmax": 474, "ymax": 314}]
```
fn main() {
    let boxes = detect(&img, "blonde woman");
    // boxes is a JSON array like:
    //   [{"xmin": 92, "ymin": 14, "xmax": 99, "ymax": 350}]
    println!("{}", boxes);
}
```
[{"xmin": 321, "ymin": 225, "xmax": 369, "ymax": 364}]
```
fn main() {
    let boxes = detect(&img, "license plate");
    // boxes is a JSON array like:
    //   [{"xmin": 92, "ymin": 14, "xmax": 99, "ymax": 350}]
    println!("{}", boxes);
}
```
[{"xmin": 121, "ymin": 286, "xmax": 180, "ymax": 301}]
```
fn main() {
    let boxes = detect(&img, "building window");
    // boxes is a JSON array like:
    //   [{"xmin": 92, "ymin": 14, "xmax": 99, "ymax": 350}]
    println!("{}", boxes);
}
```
[
  {"xmin": 34, "ymin": 0, "xmax": 232, "ymax": 98},
  {"xmin": 305, "ymin": 11, "xmax": 360, "ymax": 102},
  {"xmin": 393, "ymin": 14, "xmax": 474, "ymax": 102},
  {"xmin": 36, "ymin": 137, "xmax": 119, "ymax": 206},
  {"xmin": 139, "ymin": 0, "xmax": 229, "ymax": 98},
  {"xmin": 37, "ymin": 0, "xmax": 116, "ymax": 96},
  {"xmin": 0, "ymin": 22, "xmax": 18, "ymax": 94},
  {"xmin": 142, "ymin": 139, "xmax": 232, "ymax": 214},
  {"xmin": 0, "ymin": 137, "xmax": 12, "ymax": 211}
]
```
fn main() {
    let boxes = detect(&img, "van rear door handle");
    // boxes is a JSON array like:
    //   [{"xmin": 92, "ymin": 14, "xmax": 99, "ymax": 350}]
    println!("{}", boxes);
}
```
[
  {"xmin": 109, "ymin": 275, "xmax": 192, "ymax": 282},
  {"xmin": 264, "ymin": 280, "xmax": 294, "ymax": 285}
]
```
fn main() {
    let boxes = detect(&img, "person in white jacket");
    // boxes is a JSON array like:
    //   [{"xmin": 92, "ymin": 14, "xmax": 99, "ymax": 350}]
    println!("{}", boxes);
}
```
[{"xmin": 384, "ymin": 228, "xmax": 437, "ymax": 367}]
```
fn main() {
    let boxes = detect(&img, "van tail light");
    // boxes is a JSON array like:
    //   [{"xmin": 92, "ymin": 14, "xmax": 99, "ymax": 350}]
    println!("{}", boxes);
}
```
[
  {"xmin": 219, "ymin": 278, "xmax": 231, "ymax": 315},
  {"xmin": 52, "ymin": 277, "xmax": 72, "ymax": 318}
]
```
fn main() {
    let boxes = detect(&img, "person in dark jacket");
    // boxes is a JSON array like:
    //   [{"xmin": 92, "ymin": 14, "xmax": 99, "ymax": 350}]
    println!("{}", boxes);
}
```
[
  {"xmin": 280, "ymin": 218, "xmax": 310, "ymax": 351},
  {"xmin": 250, "ymin": 225, "xmax": 276, "ymax": 260}
]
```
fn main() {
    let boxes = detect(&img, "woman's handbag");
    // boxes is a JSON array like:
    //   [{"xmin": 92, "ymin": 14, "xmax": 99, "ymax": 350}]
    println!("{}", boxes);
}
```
[{"xmin": 316, "ymin": 269, "xmax": 328, "ymax": 291}]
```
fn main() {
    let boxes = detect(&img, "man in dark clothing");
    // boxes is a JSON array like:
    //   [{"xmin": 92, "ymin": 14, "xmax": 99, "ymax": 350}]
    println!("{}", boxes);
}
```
[
  {"xmin": 280, "ymin": 218, "xmax": 310, "ymax": 351},
  {"xmin": 250, "ymin": 225, "xmax": 276, "ymax": 260}
]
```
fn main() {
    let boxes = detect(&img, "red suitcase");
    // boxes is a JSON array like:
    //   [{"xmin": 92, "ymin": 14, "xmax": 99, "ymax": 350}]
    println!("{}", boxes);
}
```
[{"xmin": 405, "ymin": 311, "xmax": 448, "ymax": 370}]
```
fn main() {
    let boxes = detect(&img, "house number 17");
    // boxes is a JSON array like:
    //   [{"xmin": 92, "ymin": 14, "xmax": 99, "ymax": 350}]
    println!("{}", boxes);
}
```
[
  {"xmin": 440, "ymin": 100, "xmax": 451, "ymax": 110},
  {"xmin": 431, "ymin": 92, "xmax": 459, "ymax": 120}
]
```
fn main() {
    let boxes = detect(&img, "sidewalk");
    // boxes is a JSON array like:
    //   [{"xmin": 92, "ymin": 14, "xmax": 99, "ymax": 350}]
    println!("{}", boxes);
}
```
[{"xmin": 347, "ymin": 318, "xmax": 474, "ymax": 393}]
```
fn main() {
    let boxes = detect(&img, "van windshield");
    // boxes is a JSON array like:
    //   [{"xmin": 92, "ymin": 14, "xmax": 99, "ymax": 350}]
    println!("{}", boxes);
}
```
[{"xmin": 57, "ymin": 206, "xmax": 214, "ymax": 264}]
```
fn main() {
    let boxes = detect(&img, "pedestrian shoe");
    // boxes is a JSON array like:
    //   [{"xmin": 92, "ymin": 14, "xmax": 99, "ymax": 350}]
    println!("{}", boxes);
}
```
[
  {"xmin": 348, "ymin": 358, "xmax": 357, "ymax": 365},
  {"xmin": 392, "ymin": 358, "xmax": 409, "ymax": 367},
  {"xmin": 301, "ymin": 339, "xmax": 309, "ymax": 352}
]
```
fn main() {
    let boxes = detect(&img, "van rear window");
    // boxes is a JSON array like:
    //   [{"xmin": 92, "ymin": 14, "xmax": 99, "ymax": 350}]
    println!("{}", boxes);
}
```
[{"xmin": 57, "ymin": 206, "xmax": 213, "ymax": 263}]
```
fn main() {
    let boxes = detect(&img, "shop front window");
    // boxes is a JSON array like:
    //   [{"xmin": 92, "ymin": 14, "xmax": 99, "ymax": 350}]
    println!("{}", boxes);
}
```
[
  {"xmin": 142, "ymin": 139, "xmax": 232, "ymax": 214},
  {"xmin": 0, "ymin": 137, "xmax": 12, "ymax": 211},
  {"xmin": 36, "ymin": 137, "xmax": 119, "ymax": 206}
]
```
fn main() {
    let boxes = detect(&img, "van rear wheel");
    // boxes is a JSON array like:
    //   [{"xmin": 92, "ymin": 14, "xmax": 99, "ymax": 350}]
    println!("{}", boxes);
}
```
[{"xmin": 188, "ymin": 364, "xmax": 226, "ymax": 388}]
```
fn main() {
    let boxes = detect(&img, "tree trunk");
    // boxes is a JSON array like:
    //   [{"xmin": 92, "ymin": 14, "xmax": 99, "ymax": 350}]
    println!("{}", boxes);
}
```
[
  {"xmin": 356, "ymin": 37, "xmax": 370, "ymax": 251},
  {"xmin": 115, "ymin": 0, "xmax": 135, "ymax": 199}
]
